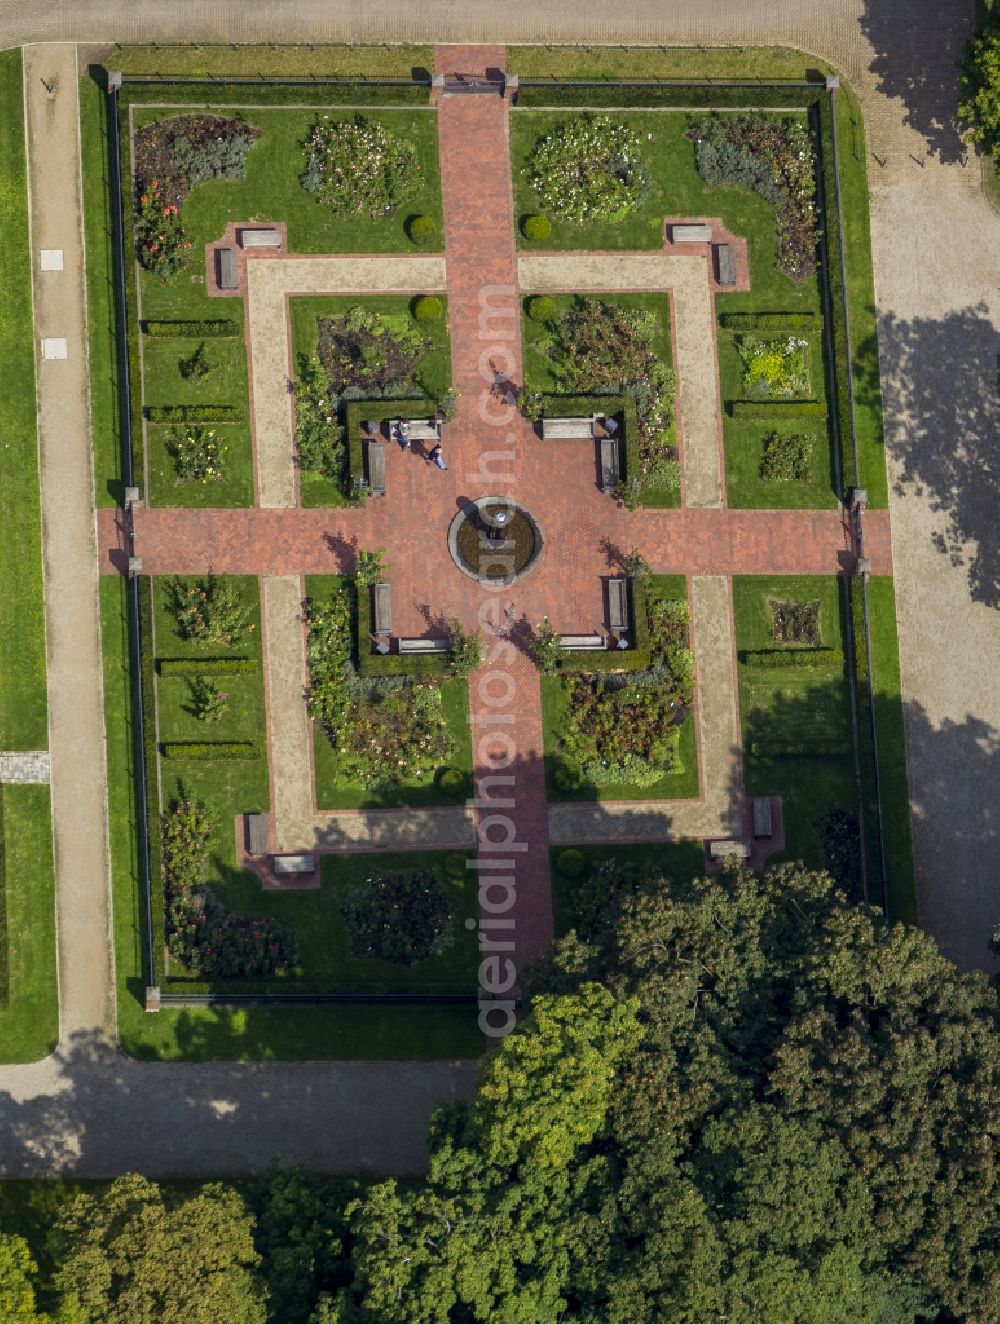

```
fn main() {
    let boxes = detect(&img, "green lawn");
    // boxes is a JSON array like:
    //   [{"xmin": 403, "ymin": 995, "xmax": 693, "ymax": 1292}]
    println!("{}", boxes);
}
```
[
  {"xmin": 732, "ymin": 576, "xmax": 858, "ymax": 868},
  {"xmin": 131, "ymin": 104, "xmax": 443, "ymax": 263},
  {"xmin": 289, "ymin": 294, "xmax": 452, "ymax": 508},
  {"xmin": 864, "ymin": 577, "xmax": 916, "ymax": 923},
  {"xmin": 101, "ymin": 576, "xmax": 483, "ymax": 1060},
  {"xmin": 550, "ymin": 840, "xmax": 706, "ymax": 937},
  {"xmin": 520, "ymin": 290, "xmax": 680, "ymax": 508},
  {"xmin": 509, "ymin": 46, "xmax": 833, "ymax": 81},
  {"xmin": 541, "ymin": 576, "xmax": 700, "ymax": 802},
  {"xmin": 178, "ymin": 850, "xmax": 479, "ymax": 995},
  {"xmin": 79, "ymin": 72, "xmax": 123, "ymax": 508},
  {"xmin": 113, "ymin": 44, "xmax": 435, "ymax": 79}
]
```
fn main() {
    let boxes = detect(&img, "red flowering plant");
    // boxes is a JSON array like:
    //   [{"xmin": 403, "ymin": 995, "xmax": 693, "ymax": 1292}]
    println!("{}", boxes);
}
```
[{"xmin": 135, "ymin": 180, "xmax": 191, "ymax": 279}]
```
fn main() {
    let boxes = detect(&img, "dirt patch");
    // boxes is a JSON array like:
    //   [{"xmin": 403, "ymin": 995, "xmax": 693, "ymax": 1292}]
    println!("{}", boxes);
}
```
[{"xmin": 133, "ymin": 113, "xmax": 261, "ymax": 208}]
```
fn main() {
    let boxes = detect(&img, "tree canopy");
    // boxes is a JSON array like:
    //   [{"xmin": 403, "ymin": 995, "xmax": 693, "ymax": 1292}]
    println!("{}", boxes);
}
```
[{"xmin": 959, "ymin": 17, "xmax": 1000, "ymax": 154}]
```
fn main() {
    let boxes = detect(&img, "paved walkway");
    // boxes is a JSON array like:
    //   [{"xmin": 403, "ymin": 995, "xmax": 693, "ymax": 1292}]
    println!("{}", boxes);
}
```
[
  {"xmin": 519, "ymin": 253, "xmax": 725, "ymax": 508},
  {"xmin": 549, "ymin": 575, "xmax": 742, "ymax": 843},
  {"xmin": 0, "ymin": 752, "xmax": 51, "ymax": 784},
  {"xmin": 245, "ymin": 255, "xmax": 446, "ymax": 507},
  {"xmin": 23, "ymin": 44, "xmax": 115, "ymax": 1043}
]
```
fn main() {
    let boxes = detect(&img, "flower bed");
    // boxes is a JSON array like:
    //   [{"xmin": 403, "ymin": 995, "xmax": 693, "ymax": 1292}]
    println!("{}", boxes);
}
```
[
  {"xmin": 537, "ymin": 297, "xmax": 679, "ymax": 496},
  {"xmin": 134, "ymin": 182, "xmax": 190, "ymax": 278},
  {"xmin": 340, "ymin": 870, "xmax": 456, "ymax": 964},
  {"xmin": 739, "ymin": 335, "xmax": 809, "ymax": 398},
  {"xmin": 303, "ymin": 588, "xmax": 455, "ymax": 789},
  {"xmin": 301, "ymin": 113, "xmax": 418, "ymax": 216},
  {"xmin": 166, "ymin": 426, "xmax": 227, "ymax": 485},
  {"xmin": 759, "ymin": 430, "xmax": 813, "ymax": 481},
  {"xmin": 525, "ymin": 115, "xmax": 648, "ymax": 223},
  {"xmin": 161, "ymin": 797, "xmax": 295, "ymax": 979},
  {"xmin": 170, "ymin": 576, "xmax": 255, "ymax": 647},
  {"xmin": 133, "ymin": 113, "xmax": 261, "ymax": 208},
  {"xmin": 770, "ymin": 598, "xmax": 821, "ymax": 645},
  {"xmin": 689, "ymin": 114, "xmax": 819, "ymax": 282},
  {"xmin": 554, "ymin": 592, "xmax": 693, "ymax": 788}
]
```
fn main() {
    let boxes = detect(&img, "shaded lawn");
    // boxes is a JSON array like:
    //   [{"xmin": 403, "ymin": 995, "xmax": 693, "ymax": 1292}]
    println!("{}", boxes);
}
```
[
  {"xmin": 100, "ymin": 576, "xmax": 483, "ymax": 1059},
  {"xmin": 732, "ymin": 575, "xmax": 857, "ymax": 868},
  {"xmin": 550, "ymin": 840, "xmax": 706, "ymax": 937},
  {"xmin": 864, "ymin": 576, "xmax": 916, "ymax": 923},
  {"xmin": 542, "ymin": 575, "xmax": 699, "ymax": 802},
  {"xmin": 520, "ymin": 290, "xmax": 679, "ymax": 508},
  {"xmin": 289, "ymin": 293, "xmax": 452, "ymax": 509},
  {"xmin": 0, "ymin": 787, "xmax": 59, "ymax": 1064},
  {"xmin": 182, "ymin": 850, "xmax": 480, "ymax": 994},
  {"xmin": 131, "ymin": 104, "xmax": 443, "ymax": 266}
]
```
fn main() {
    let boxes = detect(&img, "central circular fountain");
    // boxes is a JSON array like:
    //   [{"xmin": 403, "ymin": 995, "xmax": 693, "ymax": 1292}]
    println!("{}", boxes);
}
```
[{"xmin": 448, "ymin": 497, "xmax": 544, "ymax": 585}]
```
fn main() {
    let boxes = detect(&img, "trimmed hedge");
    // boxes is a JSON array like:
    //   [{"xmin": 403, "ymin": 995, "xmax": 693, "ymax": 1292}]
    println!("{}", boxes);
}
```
[
  {"xmin": 720, "ymin": 312, "xmax": 819, "ymax": 334},
  {"xmin": 158, "ymin": 657, "xmax": 257, "ymax": 677},
  {"xmin": 161, "ymin": 741, "xmax": 258, "ymax": 760},
  {"xmin": 742, "ymin": 647, "xmax": 844, "ymax": 669},
  {"xmin": 731, "ymin": 400, "xmax": 827, "ymax": 419},
  {"xmin": 145, "ymin": 404, "xmax": 241, "ymax": 423},
  {"xmin": 121, "ymin": 81, "xmax": 431, "ymax": 109},
  {"xmin": 749, "ymin": 739, "xmax": 853, "ymax": 758},
  {"xmin": 136, "ymin": 578, "xmax": 165, "ymax": 984},
  {"xmin": 143, "ymin": 319, "xmax": 238, "ymax": 338},
  {"xmin": 516, "ymin": 82, "xmax": 822, "ymax": 111}
]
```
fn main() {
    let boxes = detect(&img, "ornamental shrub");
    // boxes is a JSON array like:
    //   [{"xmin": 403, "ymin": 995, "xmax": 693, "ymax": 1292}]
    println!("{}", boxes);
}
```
[
  {"xmin": 448, "ymin": 618, "xmax": 482, "ymax": 677},
  {"xmin": 522, "ymin": 213, "xmax": 552, "ymax": 241},
  {"xmin": 444, "ymin": 851, "xmax": 467, "ymax": 880},
  {"xmin": 134, "ymin": 181, "xmax": 191, "ymax": 279},
  {"xmin": 188, "ymin": 675, "xmax": 228, "ymax": 724},
  {"xmin": 556, "ymin": 848, "xmax": 586, "ymax": 878},
  {"xmin": 407, "ymin": 214, "xmax": 437, "ymax": 246},
  {"xmin": 301, "ymin": 114, "xmax": 419, "ymax": 217},
  {"xmin": 340, "ymin": 871, "xmax": 457, "ymax": 964},
  {"xmin": 527, "ymin": 295, "xmax": 558, "ymax": 323},
  {"xmin": 294, "ymin": 356, "xmax": 345, "ymax": 482},
  {"xmin": 166, "ymin": 426, "xmax": 227, "ymax": 485},
  {"xmin": 760, "ymin": 430, "xmax": 813, "ymax": 481},
  {"xmin": 553, "ymin": 762, "xmax": 581, "ymax": 792},
  {"xmin": 172, "ymin": 127, "xmax": 258, "ymax": 188},
  {"xmin": 413, "ymin": 295, "xmax": 443, "ymax": 323},
  {"xmin": 436, "ymin": 767, "xmax": 466, "ymax": 795},
  {"xmin": 527, "ymin": 116, "xmax": 648, "ymax": 223},
  {"xmin": 170, "ymin": 576, "xmax": 254, "ymax": 647}
]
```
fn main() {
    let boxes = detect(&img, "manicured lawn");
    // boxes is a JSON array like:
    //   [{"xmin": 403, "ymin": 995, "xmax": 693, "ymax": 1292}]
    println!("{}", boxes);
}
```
[
  {"xmin": 520, "ymin": 290, "xmax": 679, "ymax": 508},
  {"xmin": 101, "ymin": 576, "xmax": 483, "ymax": 1060},
  {"xmin": 79, "ymin": 72, "xmax": 123, "ymax": 508},
  {"xmin": 509, "ymin": 46, "xmax": 833, "ymax": 81},
  {"xmin": 732, "ymin": 576, "xmax": 858, "ymax": 869},
  {"xmin": 550, "ymin": 840, "xmax": 706, "ymax": 937},
  {"xmin": 188, "ymin": 850, "xmax": 479, "ymax": 994},
  {"xmin": 0, "ymin": 49, "xmax": 47, "ymax": 751},
  {"xmin": 541, "ymin": 575, "xmax": 700, "ymax": 802},
  {"xmin": 864, "ymin": 577, "xmax": 916, "ymax": 923},
  {"xmin": 0, "ymin": 787, "xmax": 59, "ymax": 1064},
  {"xmin": 131, "ymin": 104, "xmax": 443, "ymax": 261},
  {"xmin": 113, "ymin": 44, "xmax": 435, "ymax": 78},
  {"xmin": 289, "ymin": 294, "xmax": 452, "ymax": 509},
  {"xmin": 306, "ymin": 575, "xmax": 473, "ymax": 809}
]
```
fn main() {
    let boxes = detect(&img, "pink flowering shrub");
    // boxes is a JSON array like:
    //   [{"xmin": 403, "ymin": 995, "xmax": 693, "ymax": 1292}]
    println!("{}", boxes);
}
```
[{"xmin": 135, "ymin": 180, "xmax": 191, "ymax": 279}]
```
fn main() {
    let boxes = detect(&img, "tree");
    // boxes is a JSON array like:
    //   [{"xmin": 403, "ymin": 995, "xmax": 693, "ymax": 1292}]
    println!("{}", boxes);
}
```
[
  {"xmin": 49, "ymin": 1173, "xmax": 267, "ymax": 1324},
  {"xmin": 0, "ymin": 1233, "xmax": 41, "ymax": 1320},
  {"xmin": 959, "ymin": 19, "xmax": 1000, "ymax": 154}
]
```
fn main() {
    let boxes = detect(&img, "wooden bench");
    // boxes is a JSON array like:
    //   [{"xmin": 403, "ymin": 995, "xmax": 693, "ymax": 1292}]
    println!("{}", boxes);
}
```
[
  {"xmin": 715, "ymin": 243, "xmax": 736, "ymax": 287},
  {"xmin": 399, "ymin": 418, "xmax": 441, "ymax": 441},
  {"xmin": 752, "ymin": 796, "xmax": 774, "ymax": 839},
  {"xmin": 558, "ymin": 634, "xmax": 605, "ymax": 651},
  {"xmin": 671, "ymin": 222, "xmax": 713, "ymax": 244},
  {"xmin": 372, "ymin": 583, "xmax": 391, "ymax": 636},
  {"xmin": 599, "ymin": 437, "xmax": 621, "ymax": 490},
  {"xmin": 246, "ymin": 813, "xmax": 267, "ymax": 856},
  {"xmin": 541, "ymin": 416, "xmax": 595, "ymax": 440},
  {"xmin": 238, "ymin": 227, "xmax": 282, "ymax": 249},
  {"xmin": 608, "ymin": 578, "xmax": 629, "ymax": 633},
  {"xmin": 365, "ymin": 440, "xmax": 386, "ymax": 496},
  {"xmin": 215, "ymin": 247, "xmax": 238, "ymax": 291},
  {"xmin": 398, "ymin": 637, "xmax": 451, "ymax": 654},
  {"xmin": 272, "ymin": 853, "xmax": 316, "ymax": 875},
  {"xmin": 708, "ymin": 839, "xmax": 751, "ymax": 860}
]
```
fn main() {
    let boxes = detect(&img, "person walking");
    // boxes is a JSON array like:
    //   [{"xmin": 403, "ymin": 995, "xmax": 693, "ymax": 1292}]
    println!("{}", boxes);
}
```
[{"xmin": 427, "ymin": 443, "xmax": 447, "ymax": 471}]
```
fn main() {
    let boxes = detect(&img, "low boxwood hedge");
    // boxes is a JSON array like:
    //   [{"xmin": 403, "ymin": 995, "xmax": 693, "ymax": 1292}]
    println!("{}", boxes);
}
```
[
  {"xmin": 143, "ymin": 319, "xmax": 238, "ymax": 338},
  {"xmin": 741, "ymin": 648, "xmax": 844, "ymax": 669},
  {"xmin": 161, "ymin": 742, "xmax": 258, "ymax": 760},
  {"xmin": 157, "ymin": 657, "xmax": 257, "ymax": 676},
  {"xmin": 719, "ymin": 312, "xmax": 819, "ymax": 334},
  {"xmin": 731, "ymin": 400, "xmax": 827, "ymax": 420},
  {"xmin": 749, "ymin": 739, "xmax": 852, "ymax": 758},
  {"xmin": 145, "ymin": 404, "xmax": 241, "ymax": 423}
]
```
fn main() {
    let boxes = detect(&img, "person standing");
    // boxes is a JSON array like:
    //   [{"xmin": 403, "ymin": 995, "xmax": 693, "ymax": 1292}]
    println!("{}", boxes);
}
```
[{"xmin": 427, "ymin": 443, "xmax": 447, "ymax": 471}]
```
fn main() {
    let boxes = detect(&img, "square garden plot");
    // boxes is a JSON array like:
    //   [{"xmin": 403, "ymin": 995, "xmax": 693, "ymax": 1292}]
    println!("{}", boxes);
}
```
[{"xmin": 289, "ymin": 294, "xmax": 452, "ymax": 508}]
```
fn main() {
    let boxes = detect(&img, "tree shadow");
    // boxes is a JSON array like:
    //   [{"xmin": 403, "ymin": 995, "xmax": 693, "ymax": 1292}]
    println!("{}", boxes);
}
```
[
  {"xmin": 859, "ymin": 0, "xmax": 974, "ymax": 163},
  {"xmin": 876, "ymin": 304, "xmax": 1000, "ymax": 606}
]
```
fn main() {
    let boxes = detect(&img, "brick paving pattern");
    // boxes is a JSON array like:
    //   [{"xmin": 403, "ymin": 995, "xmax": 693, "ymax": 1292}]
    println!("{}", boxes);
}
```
[{"xmin": 0, "ymin": 752, "xmax": 51, "ymax": 784}]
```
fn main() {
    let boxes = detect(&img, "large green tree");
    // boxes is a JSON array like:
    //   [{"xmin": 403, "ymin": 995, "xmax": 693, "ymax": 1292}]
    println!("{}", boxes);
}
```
[
  {"xmin": 48, "ymin": 1173, "xmax": 266, "ymax": 1323},
  {"xmin": 960, "ymin": 17, "xmax": 1000, "ymax": 154},
  {"xmin": 340, "ymin": 863, "xmax": 1000, "ymax": 1323}
]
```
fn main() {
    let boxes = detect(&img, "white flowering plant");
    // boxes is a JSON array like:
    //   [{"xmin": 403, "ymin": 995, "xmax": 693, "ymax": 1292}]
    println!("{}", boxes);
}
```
[
  {"xmin": 300, "ymin": 114, "xmax": 419, "ymax": 217},
  {"xmin": 526, "ymin": 116, "xmax": 648, "ymax": 223}
]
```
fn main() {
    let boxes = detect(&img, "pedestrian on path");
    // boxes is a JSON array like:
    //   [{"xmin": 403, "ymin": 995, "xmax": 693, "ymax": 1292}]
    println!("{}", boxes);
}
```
[{"xmin": 427, "ymin": 443, "xmax": 447, "ymax": 471}]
